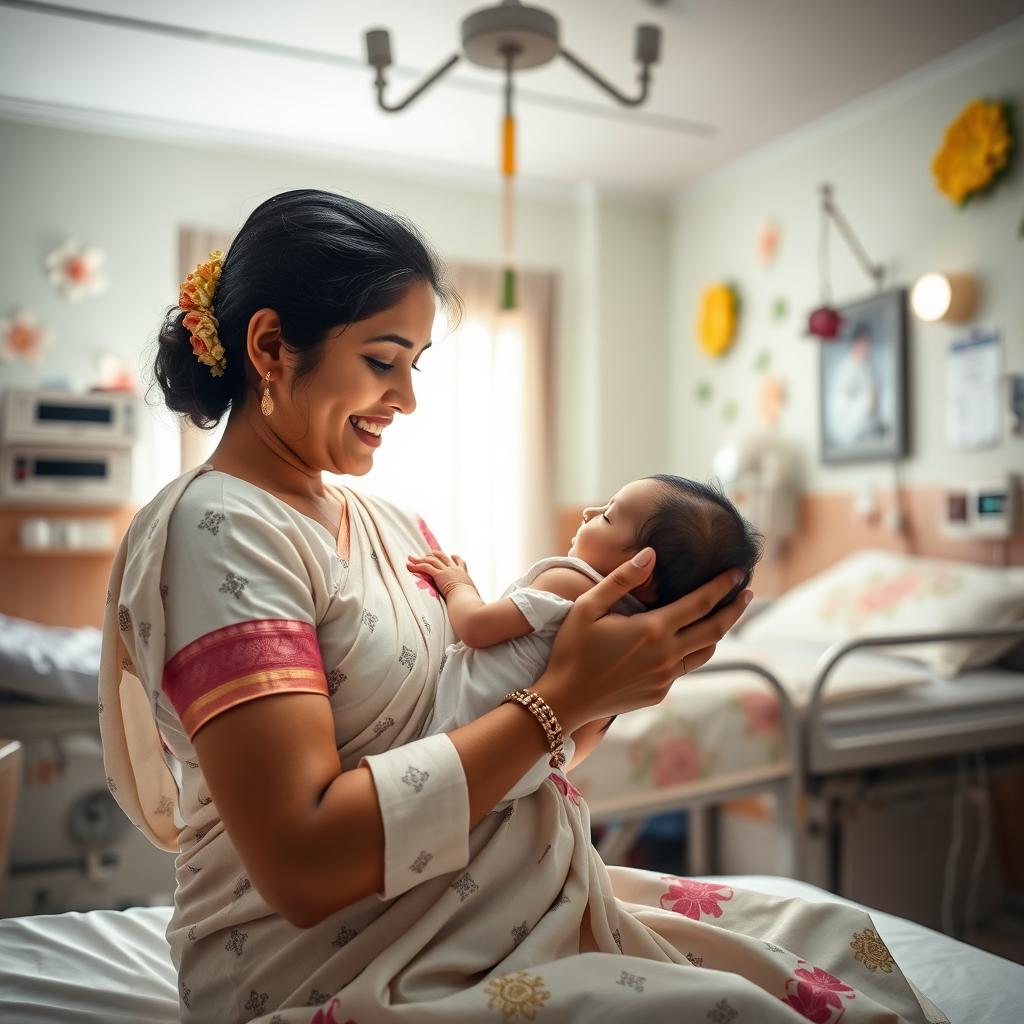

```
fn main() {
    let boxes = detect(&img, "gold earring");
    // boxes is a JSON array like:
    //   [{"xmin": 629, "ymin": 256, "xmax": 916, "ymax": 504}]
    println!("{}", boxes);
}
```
[{"xmin": 260, "ymin": 371, "xmax": 274, "ymax": 417}]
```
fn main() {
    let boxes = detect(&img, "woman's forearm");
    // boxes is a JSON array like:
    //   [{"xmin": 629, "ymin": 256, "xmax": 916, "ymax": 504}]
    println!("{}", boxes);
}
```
[
  {"xmin": 296, "ymin": 668, "xmax": 575, "ymax": 925},
  {"xmin": 447, "ymin": 695, "xmax": 557, "ymax": 823}
]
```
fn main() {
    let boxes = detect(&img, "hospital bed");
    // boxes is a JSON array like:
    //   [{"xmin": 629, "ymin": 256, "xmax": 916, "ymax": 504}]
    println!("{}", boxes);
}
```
[
  {"xmin": 581, "ymin": 614, "xmax": 1024, "ymax": 907},
  {"xmin": 0, "ymin": 614, "xmax": 176, "ymax": 918},
  {"xmin": 1, "ymin": 873, "xmax": 1021, "ymax": 1022}
]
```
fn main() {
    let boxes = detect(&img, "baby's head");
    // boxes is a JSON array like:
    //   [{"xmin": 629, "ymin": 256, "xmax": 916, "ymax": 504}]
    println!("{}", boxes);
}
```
[{"xmin": 568, "ymin": 475, "xmax": 764, "ymax": 613}]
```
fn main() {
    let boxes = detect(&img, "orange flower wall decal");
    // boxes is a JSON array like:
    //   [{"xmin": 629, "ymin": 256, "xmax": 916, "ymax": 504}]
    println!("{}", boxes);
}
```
[
  {"xmin": 758, "ymin": 374, "xmax": 787, "ymax": 426},
  {"xmin": 0, "ymin": 308, "xmax": 50, "ymax": 363},
  {"xmin": 45, "ymin": 240, "xmax": 108, "ymax": 300},
  {"xmin": 756, "ymin": 218, "xmax": 781, "ymax": 266}
]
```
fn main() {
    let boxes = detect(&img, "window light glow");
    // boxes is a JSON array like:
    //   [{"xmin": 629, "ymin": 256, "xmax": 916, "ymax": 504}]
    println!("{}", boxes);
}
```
[{"xmin": 331, "ymin": 313, "xmax": 527, "ymax": 601}]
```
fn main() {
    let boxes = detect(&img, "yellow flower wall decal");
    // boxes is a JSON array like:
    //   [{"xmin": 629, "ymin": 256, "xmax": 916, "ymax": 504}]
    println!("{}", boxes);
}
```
[
  {"xmin": 697, "ymin": 282, "xmax": 739, "ymax": 358},
  {"xmin": 931, "ymin": 98, "xmax": 1014, "ymax": 206}
]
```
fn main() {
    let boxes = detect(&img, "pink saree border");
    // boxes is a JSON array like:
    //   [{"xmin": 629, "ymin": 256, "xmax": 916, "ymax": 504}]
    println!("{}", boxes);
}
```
[{"xmin": 163, "ymin": 619, "xmax": 327, "ymax": 739}]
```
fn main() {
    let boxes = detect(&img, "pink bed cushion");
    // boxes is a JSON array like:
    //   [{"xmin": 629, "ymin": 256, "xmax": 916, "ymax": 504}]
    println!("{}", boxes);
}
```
[{"xmin": 742, "ymin": 549, "xmax": 1024, "ymax": 678}]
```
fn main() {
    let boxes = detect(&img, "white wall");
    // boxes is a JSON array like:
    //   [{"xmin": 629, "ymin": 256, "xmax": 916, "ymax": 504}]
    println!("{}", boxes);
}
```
[
  {"xmin": 565, "ymin": 186, "xmax": 671, "ymax": 502},
  {"xmin": 669, "ymin": 31, "xmax": 1024, "ymax": 495},
  {"xmin": 0, "ymin": 120, "xmax": 670, "ymax": 508}
]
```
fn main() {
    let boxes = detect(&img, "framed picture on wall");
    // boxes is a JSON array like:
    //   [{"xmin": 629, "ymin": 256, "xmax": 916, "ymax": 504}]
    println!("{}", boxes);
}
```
[{"xmin": 819, "ymin": 288, "xmax": 909, "ymax": 464}]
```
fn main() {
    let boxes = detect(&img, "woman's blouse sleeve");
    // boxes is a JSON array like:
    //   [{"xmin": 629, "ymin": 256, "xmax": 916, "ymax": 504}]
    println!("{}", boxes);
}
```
[
  {"xmin": 358, "ymin": 733, "xmax": 471, "ymax": 900},
  {"xmin": 161, "ymin": 477, "xmax": 328, "ymax": 740}
]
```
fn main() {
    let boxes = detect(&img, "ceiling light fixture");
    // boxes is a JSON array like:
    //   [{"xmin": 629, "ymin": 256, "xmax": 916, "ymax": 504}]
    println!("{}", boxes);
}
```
[{"xmin": 364, "ymin": 0, "xmax": 662, "ymax": 309}]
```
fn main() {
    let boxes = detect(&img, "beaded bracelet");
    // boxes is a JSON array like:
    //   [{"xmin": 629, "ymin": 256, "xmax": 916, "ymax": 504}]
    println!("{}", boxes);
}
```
[{"xmin": 502, "ymin": 688, "xmax": 566, "ymax": 769}]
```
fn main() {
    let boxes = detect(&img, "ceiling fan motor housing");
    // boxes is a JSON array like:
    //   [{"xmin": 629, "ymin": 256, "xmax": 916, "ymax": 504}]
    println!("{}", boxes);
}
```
[{"xmin": 461, "ymin": 2, "xmax": 561, "ymax": 69}]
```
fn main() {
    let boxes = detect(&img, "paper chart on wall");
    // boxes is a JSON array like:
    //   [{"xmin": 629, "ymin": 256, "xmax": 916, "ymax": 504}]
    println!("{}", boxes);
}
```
[{"xmin": 946, "ymin": 328, "xmax": 1001, "ymax": 450}]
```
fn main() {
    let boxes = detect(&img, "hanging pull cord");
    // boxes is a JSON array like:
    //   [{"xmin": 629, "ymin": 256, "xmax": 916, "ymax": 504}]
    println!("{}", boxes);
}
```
[{"xmin": 500, "ymin": 45, "xmax": 518, "ymax": 311}]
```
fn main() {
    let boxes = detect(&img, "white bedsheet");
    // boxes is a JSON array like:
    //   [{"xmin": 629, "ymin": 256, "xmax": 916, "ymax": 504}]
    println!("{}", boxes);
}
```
[
  {"xmin": 1, "ymin": 875, "xmax": 1021, "ymax": 1022},
  {"xmin": 0, "ymin": 902, "xmax": 177, "ymax": 1022}
]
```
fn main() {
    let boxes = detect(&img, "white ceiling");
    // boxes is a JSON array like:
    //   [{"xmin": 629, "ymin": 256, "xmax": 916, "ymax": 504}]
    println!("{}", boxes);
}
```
[{"xmin": 2, "ymin": 0, "xmax": 1024, "ymax": 196}]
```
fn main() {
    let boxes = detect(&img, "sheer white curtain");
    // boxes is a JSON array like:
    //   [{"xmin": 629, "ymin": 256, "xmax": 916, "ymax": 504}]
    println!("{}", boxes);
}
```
[{"xmin": 346, "ymin": 264, "xmax": 556, "ymax": 600}]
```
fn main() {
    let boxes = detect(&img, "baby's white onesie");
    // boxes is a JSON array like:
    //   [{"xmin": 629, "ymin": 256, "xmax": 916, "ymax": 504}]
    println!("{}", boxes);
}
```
[{"xmin": 422, "ymin": 555, "xmax": 644, "ymax": 802}]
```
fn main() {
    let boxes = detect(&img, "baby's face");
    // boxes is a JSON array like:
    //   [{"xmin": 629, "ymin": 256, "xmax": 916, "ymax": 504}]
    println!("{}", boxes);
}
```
[{"xmin": 568, "ymin": 478, "xmax": 664, "ymax": 577}]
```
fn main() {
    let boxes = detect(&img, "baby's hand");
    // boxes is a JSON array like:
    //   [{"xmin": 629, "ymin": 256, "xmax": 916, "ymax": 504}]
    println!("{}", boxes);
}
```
[{"xmin": 407, "ymin": 551, "xmax": 477, "ymax": 599}]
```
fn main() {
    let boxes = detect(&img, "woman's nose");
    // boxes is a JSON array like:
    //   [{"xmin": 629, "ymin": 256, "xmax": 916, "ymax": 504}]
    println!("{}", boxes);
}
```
[{"xmin": 387, "ymin": 370, "xmax": 417, "ymax": 415}]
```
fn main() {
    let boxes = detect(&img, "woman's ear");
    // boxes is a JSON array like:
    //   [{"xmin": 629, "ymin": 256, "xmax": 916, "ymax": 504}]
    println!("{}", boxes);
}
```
[{"xmin": 245, "ymin": 308, "xmax": 285, "ymax": 381}]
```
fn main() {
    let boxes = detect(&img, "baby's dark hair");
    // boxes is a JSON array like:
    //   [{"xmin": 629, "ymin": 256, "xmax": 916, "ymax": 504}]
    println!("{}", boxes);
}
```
[
  {"xmin": 635, "ymin": 475, "xmax": 764, "ymax": 614},
  {"xmin": 152, "ymin": 188, "xmax": 460, "ymax": 429}
]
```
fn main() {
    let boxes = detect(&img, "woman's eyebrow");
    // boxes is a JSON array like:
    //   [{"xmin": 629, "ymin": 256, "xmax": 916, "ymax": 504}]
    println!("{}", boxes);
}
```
[{"xmin": 365, "ymin": 333, "xmax": 432, "ymax": 354}]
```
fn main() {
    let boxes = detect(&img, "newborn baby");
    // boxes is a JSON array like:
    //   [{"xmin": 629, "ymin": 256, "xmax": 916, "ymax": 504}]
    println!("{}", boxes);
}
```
[{"xmin": 407, "ymin": 474, "xmax": 763, "ymax": 803}]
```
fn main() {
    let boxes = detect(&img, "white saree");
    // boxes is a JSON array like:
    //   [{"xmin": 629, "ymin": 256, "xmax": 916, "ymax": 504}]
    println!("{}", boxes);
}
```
[{"xmin": 99, "ymin": 466, "xmax": 947, "ymax": 1024}]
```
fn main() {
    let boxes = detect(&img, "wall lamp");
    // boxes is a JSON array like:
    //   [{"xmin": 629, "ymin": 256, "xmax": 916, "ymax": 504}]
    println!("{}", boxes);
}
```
[{"xmin": 910, "ymin": 272, "xmax": 977, "ymax": 323}]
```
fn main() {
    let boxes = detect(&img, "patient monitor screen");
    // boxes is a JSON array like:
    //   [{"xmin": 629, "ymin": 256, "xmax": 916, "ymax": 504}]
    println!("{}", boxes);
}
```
[
  {"xmin": 977, "ymin": 493, "xmax": 1006, "ymax": 516},
  {"xmin": 31, "ymin": 459, "xmax": 108, "ymax": 479},
  {"xmin": 37, "ymin": 402, "xmax": 113, "ymax": 424}
]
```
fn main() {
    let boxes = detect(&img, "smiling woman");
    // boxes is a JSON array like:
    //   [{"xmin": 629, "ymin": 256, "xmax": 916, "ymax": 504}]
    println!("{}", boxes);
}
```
[{"xmin": 94, "ymin": 188, "xmax": 935, "ymax": 1024}]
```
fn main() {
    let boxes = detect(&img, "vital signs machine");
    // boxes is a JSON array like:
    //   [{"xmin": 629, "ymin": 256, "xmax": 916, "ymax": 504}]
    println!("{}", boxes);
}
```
[{"xmin": 0, "ymin": 389, "xmax": 137, "ymax": 506}]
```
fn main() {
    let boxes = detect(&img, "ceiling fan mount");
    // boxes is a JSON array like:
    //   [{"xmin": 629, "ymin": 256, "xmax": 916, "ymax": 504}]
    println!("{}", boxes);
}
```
[{"xmin": 365, "ymin": 0, "xmax": 662, "ymax": 112}]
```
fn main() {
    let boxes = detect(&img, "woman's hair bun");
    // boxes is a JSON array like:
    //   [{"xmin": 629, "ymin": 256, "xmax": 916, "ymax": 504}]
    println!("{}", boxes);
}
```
[{"xmin": 153, "ymin": 306, "xmax": 235, "ymax": 430}]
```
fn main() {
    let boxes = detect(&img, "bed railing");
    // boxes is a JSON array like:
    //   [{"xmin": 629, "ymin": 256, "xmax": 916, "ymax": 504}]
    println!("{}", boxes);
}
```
[
  {"xmin": 803, "ymin": 624, "xmax": 1024, "ymax": 782},
  {"xmin": 590, "ymin": 658, "xmax": 803, "ymax": 875},
  {"xmin": 592, "ymin": 625, "xmax": 1024, "ymax": 880},
  {"xmin": 794, "ymin": 624, "xmax": 1024, "ymax": 894}
]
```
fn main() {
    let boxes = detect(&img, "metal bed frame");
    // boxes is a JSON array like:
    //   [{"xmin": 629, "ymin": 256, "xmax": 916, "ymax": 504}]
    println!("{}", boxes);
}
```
[{"xmin": 588, "ymin": 624, "xmax": 1024, "ymax": 889}]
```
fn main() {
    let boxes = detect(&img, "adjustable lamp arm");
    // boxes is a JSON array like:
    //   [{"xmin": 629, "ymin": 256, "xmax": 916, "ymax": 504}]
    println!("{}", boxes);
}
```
[
  {"xmin": 820, "ymin": 183, "xmax": 884, "ymax": 290},
  {"xmin": 558, "ymin": 24, "xmax": 661, "ymax": 108},
  {"xmin": 365, "ymin": 29, "xmax": 461, "ymax": 113}
]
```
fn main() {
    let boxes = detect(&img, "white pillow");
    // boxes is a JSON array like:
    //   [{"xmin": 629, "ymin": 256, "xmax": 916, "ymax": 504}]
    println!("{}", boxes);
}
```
[
  {"xmin": 0, "ymin": 613, "xmax": 101, "ymax": 704},
  {"xmin": 741, "ymin": 549, "xmax": 1024, "ymax": 678}
]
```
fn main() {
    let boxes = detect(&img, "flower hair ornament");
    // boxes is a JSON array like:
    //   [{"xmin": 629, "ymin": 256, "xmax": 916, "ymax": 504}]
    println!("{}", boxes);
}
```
[{"xmin": 178, "ymin": 250, "xmax": 227, "ymax": 377}]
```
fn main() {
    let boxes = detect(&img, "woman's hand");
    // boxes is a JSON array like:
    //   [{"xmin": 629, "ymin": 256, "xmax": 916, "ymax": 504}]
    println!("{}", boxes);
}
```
[
  {"xmin": 407, "ymin": 550, "xmax": 476, "ymax": 599},
  {"xmin": 534, "ymin": 547, "xmax": 751, "ymax": 734}
]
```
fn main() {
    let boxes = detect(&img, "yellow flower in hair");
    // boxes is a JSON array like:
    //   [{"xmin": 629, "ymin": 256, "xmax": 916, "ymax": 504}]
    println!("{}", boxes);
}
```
[
  {"xmin": 179, "ymin": 250, "xmax": 227, "ymax": 377},
  {"xmin": 179, "ymin": 250, "xmax": 223, "ymax": 311}
]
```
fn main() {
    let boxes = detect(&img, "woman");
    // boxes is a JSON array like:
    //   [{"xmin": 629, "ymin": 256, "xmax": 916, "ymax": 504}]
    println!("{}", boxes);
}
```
[{"xmin": 100, "ymin": 189, "xmax": 942, "ymax": 1023}]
